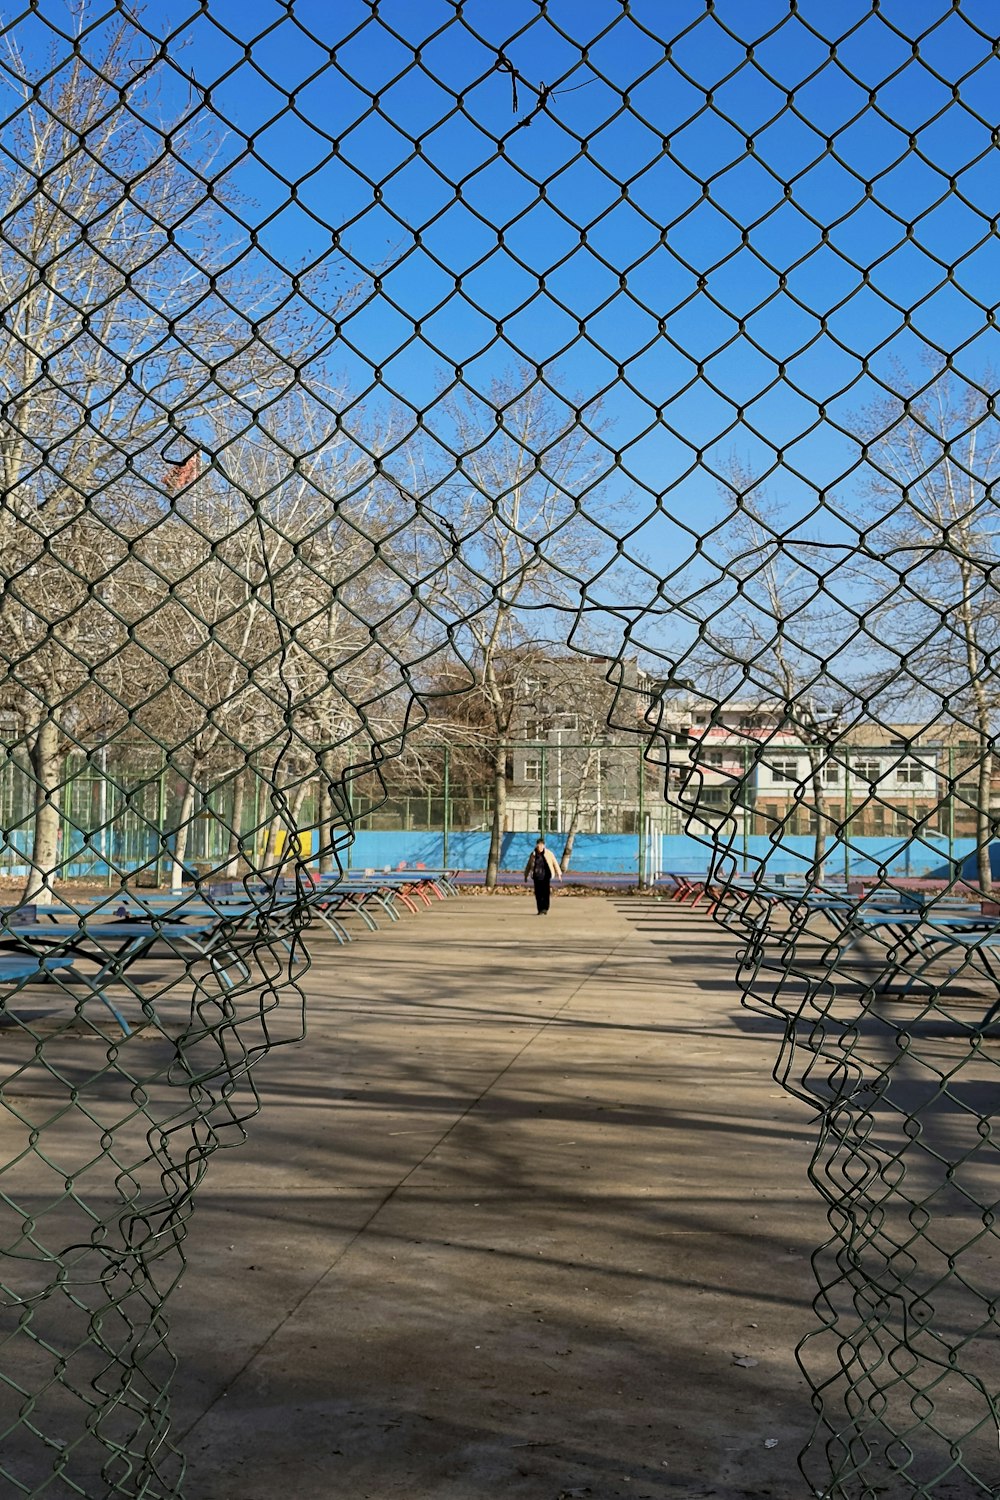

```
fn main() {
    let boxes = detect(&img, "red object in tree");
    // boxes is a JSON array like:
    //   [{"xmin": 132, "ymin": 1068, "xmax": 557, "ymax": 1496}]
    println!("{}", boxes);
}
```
[{"xmin": 163, "ymin": 453, "xmax": 201, "ymax": 493}]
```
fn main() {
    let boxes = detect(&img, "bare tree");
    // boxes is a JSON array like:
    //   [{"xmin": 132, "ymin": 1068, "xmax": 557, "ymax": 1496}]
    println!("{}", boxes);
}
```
[
  {"xmin": 418, "ymin": 375, "xmax": 621, "ymax": 886},
  {"xmin": 120, "ymin": 401, "xmax": 416, "ymax": 887},
  {"xmin": 665, "ymin": 475, "xmax": 858, "ymax": 881},
  {"xmin": 515, "ymin": 654, "xmax": 624, "ymax": 872},
  {"xmin": 0, "ymin": 13, "xmax": 392, "ymax": 897},
  {"xmin": 0, "ymin": 19, "xmax": 274, "ymax": 899},
  {"xmin": 857, "ymin": 374, "xmax": 1000, "ymax": 891}
]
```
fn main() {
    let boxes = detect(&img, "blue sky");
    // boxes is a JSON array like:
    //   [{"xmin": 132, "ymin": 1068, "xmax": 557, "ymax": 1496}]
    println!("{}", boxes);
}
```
[{"xmin": 7, "ymin": 0, "xmax": 1000, "ymax": 643}]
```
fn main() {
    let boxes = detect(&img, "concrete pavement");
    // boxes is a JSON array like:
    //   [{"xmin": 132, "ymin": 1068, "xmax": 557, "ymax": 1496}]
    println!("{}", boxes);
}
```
[{"xmin": 171, "ymin": 892, "xmax": 822, "ymax": 1500}]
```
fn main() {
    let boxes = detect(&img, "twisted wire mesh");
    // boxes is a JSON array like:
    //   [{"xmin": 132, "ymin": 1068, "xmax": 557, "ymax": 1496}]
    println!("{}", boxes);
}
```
[{"xmin": 0, "ymin": 2, "xmax": 997, "ymax": 1496}]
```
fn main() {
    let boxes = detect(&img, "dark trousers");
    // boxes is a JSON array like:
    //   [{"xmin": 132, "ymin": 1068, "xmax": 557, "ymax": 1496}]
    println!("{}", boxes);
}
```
[{"xmin": 533, "ymin": 877, "xmax": 551, "ymax": 914}]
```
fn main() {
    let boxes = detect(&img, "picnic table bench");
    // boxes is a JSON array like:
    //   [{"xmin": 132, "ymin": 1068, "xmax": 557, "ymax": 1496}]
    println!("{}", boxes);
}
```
[
  {"xmin": 0, "ymin": 899, "xmax": 288, "ymax": 1032},
  {"xmin": 0, "ymin": 867, "xmax": 446, "ymax": 1037},
  {"xmin": 657, "ymin": 870, "xmax": 731, "ymax": 914},
  {"xmin": 0, "ymin": 951, "xmax": 130, "ymax": 1033},
  {"xmin": 736, "ymin": 884, "xmax": 1000, "ymax": 1033}
]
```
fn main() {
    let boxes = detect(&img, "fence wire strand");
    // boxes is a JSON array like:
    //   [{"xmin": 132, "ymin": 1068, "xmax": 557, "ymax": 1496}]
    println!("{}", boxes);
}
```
[{"xmin": 0, "ymin": 2, "xmax": 997, "ymax": 1496}]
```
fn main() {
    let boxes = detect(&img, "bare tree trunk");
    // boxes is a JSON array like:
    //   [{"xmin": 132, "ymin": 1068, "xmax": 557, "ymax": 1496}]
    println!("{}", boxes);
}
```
[
  {"xmin": 561, "ymin": 746, "xmax": 597, "ymax": 874},
  {"xmin": 222, "ymin": 768, "xmax": 248, "ymax": 881},
  {"xmin": 264, "ymin": 806, "xmax": 284, "ymax": 866},
  {"xmin": 264, "ymin": 776, "xmax": 311, "ymax": 872},
  {"xmin": 317, "ymin": 773, "xmax": 334, "ymax": 874},
  {"xmin": 965, "ymin": 594, "xmax": 995, "ymax": 890},
  {"xmin": 318, "ymin": 750, "xmax": 341, "ymax": 874},
  {"xmin": 486, "ymin": 746, "xmax": 506, "ymax": 889},
  {"xmin": 561, "ymin": 799, "xmax": 581, "ymax": 873},
  {"xmin": 23, "ymin": 717, "xmax": 62, "ymax": 905},
  {"xmin": 170, "ymin": 777, "xmax": 198, "ymax": 892},
  {"xmin": 976, "ymin": 731, "xmax": 993, "ymax": 892},
  {"xmin": 263, "ymin": 765, "xmax": 290, "ymax": 868},
  {"xmin": 286, "ymin": 778, "xmax": 312, "ymax": 870},
  {"xmin": 957, "ymin": 551, "xmax": 994, "ymax": 892},
  {"xmin": 808, "ymin": 745, "xmax": 826, "ymax": 887}
]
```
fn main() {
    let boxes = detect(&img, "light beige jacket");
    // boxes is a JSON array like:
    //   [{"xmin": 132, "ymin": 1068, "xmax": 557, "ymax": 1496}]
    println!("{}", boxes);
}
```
[{"xmin": 524, "ymin": 846, "xmax": 562, "ymax": 880}]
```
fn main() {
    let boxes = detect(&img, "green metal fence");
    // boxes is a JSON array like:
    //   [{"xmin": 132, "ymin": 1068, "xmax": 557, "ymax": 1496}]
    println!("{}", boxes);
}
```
[
  {"xmin": 0, "ymin": 3, "xmax": 998, "ymax": 1497},
  {"xmin": 0, "ymin": 737, "xmax": 985, "ymax": 867}
]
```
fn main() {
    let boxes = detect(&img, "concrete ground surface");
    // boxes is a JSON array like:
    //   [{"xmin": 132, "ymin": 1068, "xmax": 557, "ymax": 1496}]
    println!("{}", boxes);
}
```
[{"xmin": 165, "ymin": 892, "xmax": 823, "ymax": 1500}]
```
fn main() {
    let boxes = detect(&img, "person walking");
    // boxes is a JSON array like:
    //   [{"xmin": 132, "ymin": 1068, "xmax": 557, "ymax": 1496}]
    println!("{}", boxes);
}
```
[{"xmin": 524, "ymin": 837, "xmax": 562, "ymax": 914}]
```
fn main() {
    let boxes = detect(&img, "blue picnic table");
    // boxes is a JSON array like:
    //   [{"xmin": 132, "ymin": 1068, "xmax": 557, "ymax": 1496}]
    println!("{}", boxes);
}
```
[
  {"xmin": 753, "ymin": 889, "xmax": 1000, "ymax": 1031},
  {"xmin": 0, "ymin": 911, "xmax": 264, "ymax": 1022},
  {"xmin": 0, "ymin": 951, "xmax": 130, "ymax": 1033}
]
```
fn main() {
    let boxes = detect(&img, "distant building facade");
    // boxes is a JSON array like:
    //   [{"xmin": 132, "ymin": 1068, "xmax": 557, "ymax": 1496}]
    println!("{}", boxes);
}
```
[
  {"xmin": 505, "ymin": 655, "xmax": 665, "ymax": 835},
  {"xmin": 657, "ymin": 694, "xmax": 1000, "ymax": 842}
]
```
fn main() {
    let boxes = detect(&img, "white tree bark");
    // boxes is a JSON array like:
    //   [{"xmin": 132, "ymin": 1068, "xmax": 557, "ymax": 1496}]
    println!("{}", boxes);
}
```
[{"xmin": 24, "ymin": 717, "xmax": 62, "ymax": 905}]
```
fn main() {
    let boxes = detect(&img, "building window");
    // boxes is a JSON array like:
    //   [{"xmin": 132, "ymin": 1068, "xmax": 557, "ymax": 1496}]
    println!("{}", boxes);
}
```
[
  {"xmin": 694, "ymin": 787, "xmax": 730, "ymax": 807},
  {"xmin": 524, "ymin": 758, "xmax": 541, "ymax": 783},
  {"xmin": 822, "ymin": 763, "xmax": 841, "ymax": 785},
  {"xmin": 853, "ymin": 759, "xmax": 883, "ymax": 784},
  {"xmin": 697, "ymin": 748, "xmax": 725, "ymax": 766},
  {"xmin": 895, "ymin": 758, "xmax": 925, "ymax": 786},
  {"xmin": 769, "ymin": 758, "xmax": 800, "ymax": 784},
  {"xmin": 524, "ymin": 720, "xmax": 543, "ymax": 741},
  {"xmin": 521, "ymin": 677, "xmax": 541, "ymax": 701}
]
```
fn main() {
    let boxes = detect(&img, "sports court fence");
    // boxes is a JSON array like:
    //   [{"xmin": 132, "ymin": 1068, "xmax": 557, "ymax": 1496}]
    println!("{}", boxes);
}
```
[{"xmin": 0, "ymin": 4, "xmax": 998, "ymax": 1497}]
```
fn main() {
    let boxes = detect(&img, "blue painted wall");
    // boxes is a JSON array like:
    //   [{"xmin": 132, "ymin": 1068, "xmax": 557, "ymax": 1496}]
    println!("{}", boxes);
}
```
[
  {"xmin": 0, "ymin": 828, "xmax": 980, "ymax": 883},
  {"xmin": 341, "ymin": 829, "xmax": 970, "ymax": 878}
]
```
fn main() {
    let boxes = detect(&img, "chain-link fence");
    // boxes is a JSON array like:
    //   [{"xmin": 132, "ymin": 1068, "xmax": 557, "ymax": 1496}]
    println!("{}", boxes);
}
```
[
  {"xmin": 3, "ymin": 734, "xmax": 983, "ymax": 872},
  {"xmin": 1, "ymin": 2, "xmax": 998, "ymax": 1496}
]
